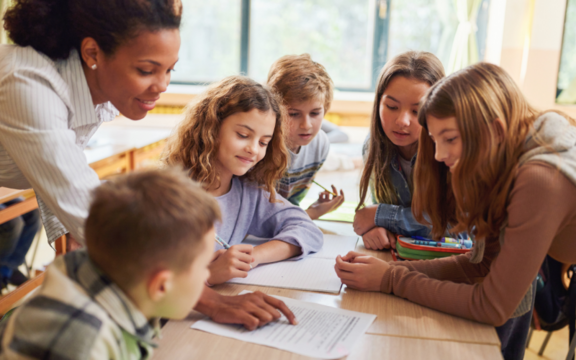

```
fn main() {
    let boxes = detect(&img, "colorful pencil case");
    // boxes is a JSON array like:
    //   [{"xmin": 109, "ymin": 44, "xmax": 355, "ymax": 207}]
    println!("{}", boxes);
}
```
[{"xmin": 392, "ymin": 236, "xmax": 471, "ymax": 261}]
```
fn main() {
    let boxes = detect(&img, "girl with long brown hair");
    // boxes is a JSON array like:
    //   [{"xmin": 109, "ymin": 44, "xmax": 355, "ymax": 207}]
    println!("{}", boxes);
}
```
[
  {"xmin": 165, "ymin": 75, "xmax": 323, "ymax": 285},
  {"xmin": 336, "ymin": 62, "xmax": 576, "ymax": 359},
  {"xmin": 353, "ymin": 51, "xmax": 445, "ymax": 249}
]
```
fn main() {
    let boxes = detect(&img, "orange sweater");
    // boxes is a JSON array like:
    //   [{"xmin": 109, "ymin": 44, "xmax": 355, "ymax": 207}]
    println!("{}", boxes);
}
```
[{"xmin": 380, "ymin": 162, "xmax": 576, "ymax": 326}]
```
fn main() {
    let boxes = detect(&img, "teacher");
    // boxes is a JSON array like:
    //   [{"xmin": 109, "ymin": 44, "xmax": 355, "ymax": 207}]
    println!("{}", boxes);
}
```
[{"xmin": 0, "ymin": 0, "xmax": 295, "ymax": 330}]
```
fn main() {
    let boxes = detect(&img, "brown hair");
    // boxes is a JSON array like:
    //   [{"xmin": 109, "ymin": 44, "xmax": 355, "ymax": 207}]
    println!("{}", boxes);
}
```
[
  {"xmin": 266, "ymin": 53, "xmax": 334, "ymax": 112},
  {"xmin": 413, "ymin": 62, "xmax": 546, "ymax": 247},
  {"xmin": 163, "ymin": 75, "xmax": 288, "ymax": 202},
  {"xmin": 85, "ymin": 167, "xmax": 220, "ymax": 289},
  {"xmin": 357, "ymin": 51, "xmax": 445, "ymax": 211}
]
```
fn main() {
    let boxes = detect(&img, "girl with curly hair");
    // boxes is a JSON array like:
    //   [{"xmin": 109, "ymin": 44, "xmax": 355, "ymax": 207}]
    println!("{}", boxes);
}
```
[{"xmin": 164, "ymin": 75, "xmax": 324, "ymax": 285}]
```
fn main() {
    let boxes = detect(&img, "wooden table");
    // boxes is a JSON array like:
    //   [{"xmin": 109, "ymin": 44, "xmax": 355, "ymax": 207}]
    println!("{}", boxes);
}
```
[
  {"xmin": 0, "ymin": 188, "xmax": 37, "ymax": 224},
  {"xmin": 152, "ymin": 221, "xmax": 502, "ymax": 360}
]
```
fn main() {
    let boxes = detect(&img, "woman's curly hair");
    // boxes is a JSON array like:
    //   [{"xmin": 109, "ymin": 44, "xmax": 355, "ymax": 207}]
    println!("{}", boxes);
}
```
[
  {"xmin": 163, "ymin": 75, "xmax": 289, "ymax": 202},
  {"xmin": 3, "ymin": 0, "xmax": 182, "ymax": 60}
]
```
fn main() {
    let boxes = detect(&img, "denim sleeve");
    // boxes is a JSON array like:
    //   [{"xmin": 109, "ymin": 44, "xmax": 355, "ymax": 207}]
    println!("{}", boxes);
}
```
[{"xmin": 374, "ymin": 203, "xmax": 431, "ymax": 237}]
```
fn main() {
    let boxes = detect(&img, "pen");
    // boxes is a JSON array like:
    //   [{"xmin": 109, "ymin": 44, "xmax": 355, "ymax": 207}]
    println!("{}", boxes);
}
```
[
  {"xmin": 216, "ymin": 234, "xmax": 253, "ymax": 269},
  {"xmin": 412, "ymin": 236, "xmax": 472, "ymax": 249},
  {"xmin": 412, "ymin": 240, "xmax": 462, "ymax": 249},
  {"xmin": 312, "ymin": 180, "xmax": 337, "ymax": 196},
  {"xmin": 215, "ymin": 234, "xmax": 231, "ymax": 249}
]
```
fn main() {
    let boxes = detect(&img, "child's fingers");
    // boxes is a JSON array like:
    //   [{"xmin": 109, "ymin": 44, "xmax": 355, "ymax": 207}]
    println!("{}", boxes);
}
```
[
  {"xmin": 234, "ymin": 259, "xmax": 252, "ymax": 271},
  {"xmin": 231, "ymin": 268, "xmax": 249, "ymax": 278},
  {"xmin": 335, "ymin": 256, "xmax": 359, "ymax": 272},
  {"xmin": 230, "ymin": 244, "xmax": 253, "ymax": 255},
  {"xmin": 340, "ymin": 251, "xmax": 363, "ymax": 262},
  {"xmin": 231, "ymin": 251, "xmax": 253, "ymax": 264}
]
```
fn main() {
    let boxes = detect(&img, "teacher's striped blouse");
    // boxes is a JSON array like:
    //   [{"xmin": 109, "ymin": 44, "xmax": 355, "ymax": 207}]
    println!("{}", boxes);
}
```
[{"xmin": 0, "ymin": 45, "xmax": 118, "ymax": 244}]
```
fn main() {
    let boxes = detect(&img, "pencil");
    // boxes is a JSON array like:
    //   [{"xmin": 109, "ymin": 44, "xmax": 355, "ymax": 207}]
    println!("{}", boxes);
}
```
[
  {"xmin": 312, "ymin": 180, "xmax": 337, "ymax": 196},
  {"xmin": 215, "ymin": 234, "xmax": 231, "ymax": 249}
]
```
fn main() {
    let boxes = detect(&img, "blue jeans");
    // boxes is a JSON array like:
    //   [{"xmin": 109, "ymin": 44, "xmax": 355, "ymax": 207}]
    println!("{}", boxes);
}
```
[
  {"xmin": 496, "ymin": 278, "xmax": 538, "ymax": 360},
  {"xmin": 0, "ymin": 198, "xmax": 40, "ymax": 274}
]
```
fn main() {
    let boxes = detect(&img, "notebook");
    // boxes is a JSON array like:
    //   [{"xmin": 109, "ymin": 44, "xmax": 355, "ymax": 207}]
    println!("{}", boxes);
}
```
[{"xmin": 228, "ymin": 234, "xmax": 359, "ymax": 293}]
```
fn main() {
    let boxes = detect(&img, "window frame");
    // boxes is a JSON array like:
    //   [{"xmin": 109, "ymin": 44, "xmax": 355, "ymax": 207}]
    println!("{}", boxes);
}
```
[{"xmin": 171, "ymin": 0, "xmax": 490, "ymax": 92}]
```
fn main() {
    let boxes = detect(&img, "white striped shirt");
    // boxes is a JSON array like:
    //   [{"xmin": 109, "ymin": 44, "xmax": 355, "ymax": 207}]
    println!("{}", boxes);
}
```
[{"xmin": 0, "ymin": 45, "xmax": 118, "ymax": 244}]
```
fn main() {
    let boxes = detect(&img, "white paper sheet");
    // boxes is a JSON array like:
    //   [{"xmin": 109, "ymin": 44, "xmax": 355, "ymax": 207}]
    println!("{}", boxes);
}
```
[
  {"xmin": 228, "ymin": 234, "xmax": 359, "ymax": 293},
  {"xmin": 191, "ymin": 291, "xmax": 376, "ymax": 359}
]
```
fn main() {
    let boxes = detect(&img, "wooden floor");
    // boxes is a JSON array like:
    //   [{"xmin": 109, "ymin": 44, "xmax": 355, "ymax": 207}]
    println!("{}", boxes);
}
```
[{"xmin": 525, "ymin": 328, "xmax": 570, "ymax": 360}]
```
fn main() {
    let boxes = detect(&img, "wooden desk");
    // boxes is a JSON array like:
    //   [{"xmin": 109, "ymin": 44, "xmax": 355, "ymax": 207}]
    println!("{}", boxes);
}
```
[
  {"xmin": 153, "ymin": 222, "xmax": 501, "ymax": 359},
  {"xmin": 0, "ymin": 188, "xmax": 38, "ymax": 224}
]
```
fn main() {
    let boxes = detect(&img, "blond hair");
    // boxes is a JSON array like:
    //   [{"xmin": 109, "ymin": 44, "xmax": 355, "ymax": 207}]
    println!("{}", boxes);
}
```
[
  {"xmin": 267, "ymin": 54, "xmax": 334, "ymax": 112},
  {"xmin": 163, "ymin": 75, "xmax": 288, "ymax": 202},
  {"xmin": 357, "ymin": 51, "xmax": 445, "ymax": 211},
  {"xmin": 413, "ymin": 62, "xmax": 564, "ymax": 247},
  {"xmin": 85, "ymin": 168, "xmax": 220, "ymax": 289}
]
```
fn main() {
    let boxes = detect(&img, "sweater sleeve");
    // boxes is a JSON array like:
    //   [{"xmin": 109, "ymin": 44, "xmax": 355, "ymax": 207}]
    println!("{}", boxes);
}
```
[
  {"xmin": 387, "ymin": 238, "xmax": 498, "ymax": 284},
  {"xmin": 379, "ymin": 163, "xmax": 575, "ymax": 326},
  {"xmin": 247, "ymin": 188, "xmax": 324, "ymax": 259}
]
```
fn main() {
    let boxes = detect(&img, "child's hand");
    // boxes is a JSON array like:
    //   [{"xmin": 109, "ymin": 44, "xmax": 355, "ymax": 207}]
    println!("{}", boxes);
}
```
[
  {"xmin": 353, "ymin": 204, "xmax": 378, "ymax": 235},
  {"xmin": 361, "ymin": 227, "xmax": 397, "ymax": 250},
  {"xmin": 334, "ymin": 253, "xmax": 389, "ymax": 291},
  {"xmin": 208, "ymin": 244, "xmax": 254, "ymax": 285},
  {"xmin": 306, "ymin": 185, "xmax": 344, "ymax": 220}
]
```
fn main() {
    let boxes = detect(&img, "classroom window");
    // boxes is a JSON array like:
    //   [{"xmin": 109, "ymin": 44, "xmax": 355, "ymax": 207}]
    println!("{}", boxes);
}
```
[
  {"xmin": 172, "ymin": 0, "xmax": 490, "ymax": 91},
  {"xmin": 556, "ymin": 0, "xmax": 576, "ymax": 104}
]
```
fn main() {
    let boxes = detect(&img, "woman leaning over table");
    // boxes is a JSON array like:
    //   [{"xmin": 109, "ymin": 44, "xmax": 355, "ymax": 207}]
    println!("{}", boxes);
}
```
[{"xmin": 0, "ymin": 0, "xmax": 295, "ymax": 330}]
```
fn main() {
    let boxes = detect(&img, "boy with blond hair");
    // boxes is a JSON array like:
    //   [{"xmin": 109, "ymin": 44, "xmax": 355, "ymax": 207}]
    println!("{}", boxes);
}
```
[
  {"xmin": 267, "ymin": 54, "xmax": 345, "ymax": 220},
  {"xmin": 0, "ymin": 168, "xmax": 220, "ymax": 359}
]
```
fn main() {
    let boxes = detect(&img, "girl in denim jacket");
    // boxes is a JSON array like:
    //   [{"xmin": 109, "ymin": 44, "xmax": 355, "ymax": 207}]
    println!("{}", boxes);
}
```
[{"xmin": 353, "ymin": 51, "xmax": 444, "ymax": 250}]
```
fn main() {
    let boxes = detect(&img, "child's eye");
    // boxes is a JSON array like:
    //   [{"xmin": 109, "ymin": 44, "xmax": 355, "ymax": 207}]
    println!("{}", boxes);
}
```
[
  {"xmin": 289, "ymin": 113, "xmax": 299, "ymax": 117},
  {"xmin": 137, "ymin": 69, "xmax": 153, "ymax": 75},
  {"xmin": 386, "ymin": 105, "xmax": 398, "ymax": 110},
  {"xmin": 446, "ymin": 137, "xmax": 457, "ymax": 143},
  {"xmin": 167, "ymin": 68, "xmax": 175, "ymax": 74},
  {"xmin": 260, "ymin": 142, "xmax": 269, "ymax": 147},
  {"xmin": 311, "ymin": 112, "xmax": 321, "ymax": 116},
  {"xmin": 412, "ymin": 110, "xmax": 418, "ymax": 115},
  {"xmin": 237, "ymin": 133, "xmax": 248, "ymax": 139}
]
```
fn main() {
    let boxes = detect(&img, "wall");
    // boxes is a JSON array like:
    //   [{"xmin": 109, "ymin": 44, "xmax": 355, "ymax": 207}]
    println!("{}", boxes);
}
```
[{"xmin": 486, "ymin": 0, "xmax": 576, "ymax": 117}]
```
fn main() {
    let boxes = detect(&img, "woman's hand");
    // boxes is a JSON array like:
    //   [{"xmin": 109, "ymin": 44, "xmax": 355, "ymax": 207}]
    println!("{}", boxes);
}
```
[
  {"xmin": 306, "ymin": 185, "xmax": 345, "ymax": 220},
  {"xmin": 361, "ymin": 227, "xmax": 397, "ymax": 250},
  {"xmin": 334, "ymin": 251, "xmax": 390, "ymax": 291},
  {"xmin": 207, "ymin": 244, "xmax": 254, "ymax": 285},
  {"xmin": 353, "ymin": 204, "xmax": 378, "ymax": 235},
  {"xmin": 195, "ymin": 288, "xmax": 297, "ymax": 330}
]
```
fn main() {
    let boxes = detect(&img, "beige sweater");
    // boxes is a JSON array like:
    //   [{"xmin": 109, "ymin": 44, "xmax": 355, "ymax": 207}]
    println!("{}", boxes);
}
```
[{"xmin": 380, "ymin": 162, "xmax": 576, "ymax": 326}]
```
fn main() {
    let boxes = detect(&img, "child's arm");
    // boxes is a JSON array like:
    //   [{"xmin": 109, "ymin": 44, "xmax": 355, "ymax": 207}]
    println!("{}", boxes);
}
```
[
  {"xmin": 248, "ymin": 187, "xmax": 324, "ymax": 261},
  {"xmin": 252, "ymin": 240, "xmax": 301, "ymax": 267},
  {"xmin": 207, "ymin": 245, "xmax": 254, "ymax": 285},
  {"xmin": 354, "ymin": 203, "xmax": 431, "ymax": 237},
  {"xmin": 306, "ymin": 185, "xmax": 345, "ymax": 220}
]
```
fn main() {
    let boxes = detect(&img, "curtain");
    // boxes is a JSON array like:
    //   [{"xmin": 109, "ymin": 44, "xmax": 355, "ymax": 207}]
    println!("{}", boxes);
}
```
[
  {"xmin": 435, "ymin": 0, "xmax": 458, "ymax": 68},
  {"xmin": 446, "ymin": 0, "xmax": 482, "ymax": 74},
  {"xmin": 0, "ymin": 0, "xmax": 9, "ymax": 44}
]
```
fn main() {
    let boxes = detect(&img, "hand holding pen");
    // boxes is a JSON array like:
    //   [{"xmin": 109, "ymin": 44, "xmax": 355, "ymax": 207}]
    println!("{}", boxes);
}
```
[{"xmin": 208, "ymin": 235, "xmax": 255, "ymax": 285}]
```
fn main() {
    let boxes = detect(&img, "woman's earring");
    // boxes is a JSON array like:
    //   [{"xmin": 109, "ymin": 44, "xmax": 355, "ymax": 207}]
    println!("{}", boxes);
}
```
[{"xmin": 91, "ymin": 64, "xmax": 97, "ymax": 70}]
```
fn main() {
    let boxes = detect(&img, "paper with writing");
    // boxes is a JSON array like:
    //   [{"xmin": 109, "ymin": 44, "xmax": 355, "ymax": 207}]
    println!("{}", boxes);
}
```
[{"xmin": 191, "ymin": 292, "xmax": 376, "ymax": 359}]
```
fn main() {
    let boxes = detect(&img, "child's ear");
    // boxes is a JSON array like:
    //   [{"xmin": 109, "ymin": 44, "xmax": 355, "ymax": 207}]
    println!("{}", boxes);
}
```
[
  {"xmin": 493, "ymin": 118, "xmax": 506, "ymax": 144},
  {"xmin": 147, "ymin": 270, "xmax": 173, "ymax": 302}
]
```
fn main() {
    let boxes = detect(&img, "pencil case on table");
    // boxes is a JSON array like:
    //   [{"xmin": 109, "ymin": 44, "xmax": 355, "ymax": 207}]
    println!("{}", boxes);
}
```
[{"xmin": 392, "ymin": 236, "xmax": 471, "ymax": 261}]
